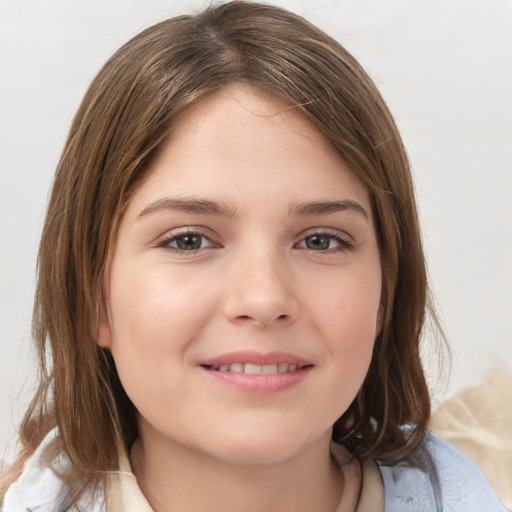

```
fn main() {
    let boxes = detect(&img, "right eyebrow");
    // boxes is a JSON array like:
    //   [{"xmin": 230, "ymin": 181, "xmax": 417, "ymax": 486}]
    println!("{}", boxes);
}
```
[
  {"xmin": 137, "ymin": 197, "xmax": 239, "ymax": 219},
  {"xmin": 288, "ymin": 199, "xmax": 369, "ymax": 221}
]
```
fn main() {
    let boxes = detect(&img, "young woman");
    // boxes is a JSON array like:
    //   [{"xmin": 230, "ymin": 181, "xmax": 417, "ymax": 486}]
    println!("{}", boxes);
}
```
[{"xmin": 1, "ymin": 2, "xmax": 507, "ymax": 511}]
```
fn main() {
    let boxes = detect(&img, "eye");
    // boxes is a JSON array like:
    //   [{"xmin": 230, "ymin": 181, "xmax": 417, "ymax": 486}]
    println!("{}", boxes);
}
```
[
  {"xmin": 297, "ymin": 232, "xmax": 352, "ymax": 252},
  {"xmin": 157, "ymin": 231, "xmax": 216, "ymax": 253}
]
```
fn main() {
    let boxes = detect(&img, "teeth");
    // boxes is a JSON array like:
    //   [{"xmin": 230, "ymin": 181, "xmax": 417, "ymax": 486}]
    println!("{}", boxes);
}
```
[
  {"xmin": 277, "ymin": 362, "xmax": 289, "ymax": 373},
  {"xmin": 244, "ymin": 363, "xmax": 262, "ymax": 374},
  {"xmin": 210, "ymin": 363, "xmax": 304, "ymax": 374},
  {"xmin": 262, "ymin": 364, "xmax": 278, "ymax": 374}
]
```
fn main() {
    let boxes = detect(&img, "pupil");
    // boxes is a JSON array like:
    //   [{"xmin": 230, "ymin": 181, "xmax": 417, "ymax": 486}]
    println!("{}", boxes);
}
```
[
  {"xmin": 307, "ymin": 235, "xmax": 329, "ymax": 250},
  {"xmin": 177, "ymin": 234, "xmax": 201, "ymax": 250}
]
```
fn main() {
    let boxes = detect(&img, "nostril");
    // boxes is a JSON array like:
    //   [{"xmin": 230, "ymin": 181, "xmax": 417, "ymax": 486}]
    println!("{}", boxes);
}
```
[{"xmin": 235, "ymin": 313, "xmax": 289, "ymax": 323}]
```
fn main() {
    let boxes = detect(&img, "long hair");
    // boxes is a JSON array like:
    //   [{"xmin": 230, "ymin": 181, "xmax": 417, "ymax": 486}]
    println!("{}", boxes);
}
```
[{"xmin": 2, "ymin": 0, "xmax": 444, "ymax": 500}]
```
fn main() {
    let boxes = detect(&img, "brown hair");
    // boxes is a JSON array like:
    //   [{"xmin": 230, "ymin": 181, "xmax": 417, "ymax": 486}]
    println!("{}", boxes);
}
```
[{"xmin": 2, "ymin": 0, "xmax": 444, "ymax": 500}]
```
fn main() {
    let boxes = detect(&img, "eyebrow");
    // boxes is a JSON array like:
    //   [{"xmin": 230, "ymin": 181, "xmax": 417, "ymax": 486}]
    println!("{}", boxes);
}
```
[
  {"xmin": 138, "ymin": 197, "xmax": 369, "ymax": 221},
  {"xmin": 138, "ymin": 197, "xmax": 239, "ymax": 218},
  {"xmin": 288, "ymin": 200, "xmax": 369, "ymax": 220}
]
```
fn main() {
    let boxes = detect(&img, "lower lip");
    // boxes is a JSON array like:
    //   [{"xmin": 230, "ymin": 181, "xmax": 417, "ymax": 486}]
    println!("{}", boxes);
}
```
[{"xmin": 200, "ymin": 366, "xmax": 312, "ymax": 394}]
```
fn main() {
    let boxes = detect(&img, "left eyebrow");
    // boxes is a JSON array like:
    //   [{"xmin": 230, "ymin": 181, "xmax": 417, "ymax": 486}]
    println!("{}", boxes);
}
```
[
  {"xmin": 288, "ymin": 200, "xmax": 369, "ymax": 221},
  {"xmin": 137, "ymin": 197, "xmax": 239, "ymax": 219}
]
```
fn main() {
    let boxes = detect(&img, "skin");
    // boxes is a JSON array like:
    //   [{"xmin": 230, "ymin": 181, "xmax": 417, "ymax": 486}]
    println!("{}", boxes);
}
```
[{"xmin": 99, "ymin": 84, "xmax": 382, "ymax": 512}]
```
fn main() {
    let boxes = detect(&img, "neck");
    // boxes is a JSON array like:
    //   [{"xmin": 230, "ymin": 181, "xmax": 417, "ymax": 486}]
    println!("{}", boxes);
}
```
[{"xmin": 130, "ymin": 425, "xmax": 344, "ymax": 512}]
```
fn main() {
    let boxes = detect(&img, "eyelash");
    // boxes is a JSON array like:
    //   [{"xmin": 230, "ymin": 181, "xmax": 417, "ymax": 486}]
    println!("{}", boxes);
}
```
[
  {"xmin": 296, "ymin": 229, "xmax": 354, "ymax": 253},
  {"xmin": 155, "ymin": 228, "xmax": 354, "ymax": 255},
  {"xmin": 156, "ymin": 229, "xmax": 217, "ymax": 254}
]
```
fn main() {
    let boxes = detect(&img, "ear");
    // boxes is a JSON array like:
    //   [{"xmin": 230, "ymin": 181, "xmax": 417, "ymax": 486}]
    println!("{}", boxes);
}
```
[
  {"xmin": 375, "ymin": 303, "xmax": 384, "ymax": 338},
  {"xmin": 97, "ymin": 312, "xmax": 113, "ymax": 350},
  {"xmin": 97, "ymin": 290, "xmax": 113, "ymax": 350}
]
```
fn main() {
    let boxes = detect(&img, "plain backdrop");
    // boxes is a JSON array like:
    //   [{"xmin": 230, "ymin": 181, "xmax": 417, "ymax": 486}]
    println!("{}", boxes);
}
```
[{"xmin": 1, "ymin": 0, "xmax": 511, "ymax": 457}]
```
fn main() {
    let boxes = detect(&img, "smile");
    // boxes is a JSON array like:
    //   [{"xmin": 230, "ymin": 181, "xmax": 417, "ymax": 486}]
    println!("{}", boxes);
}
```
[
  {"xmin": 205, "ymin": 363, "xmax": 308, "ymax": 374},
  {"xmin": 199, "ymin": 352, "xmax": 313, "ymax": 393}
]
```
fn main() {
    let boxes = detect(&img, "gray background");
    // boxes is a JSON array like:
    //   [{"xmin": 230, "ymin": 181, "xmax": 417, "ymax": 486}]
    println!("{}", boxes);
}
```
[{"xmin": 1, "ymin": 0, "xmax": 511, "ymax": 457}]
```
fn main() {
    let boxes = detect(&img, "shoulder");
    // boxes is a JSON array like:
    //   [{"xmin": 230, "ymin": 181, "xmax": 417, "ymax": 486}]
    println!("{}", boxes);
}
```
[
  {"xmin": 378, "ymin": 431, "xmax": 508, "ymax": 512},
  {"xmin": 2, "ymin": 429, "xmax": 105, "ymax": 512}
]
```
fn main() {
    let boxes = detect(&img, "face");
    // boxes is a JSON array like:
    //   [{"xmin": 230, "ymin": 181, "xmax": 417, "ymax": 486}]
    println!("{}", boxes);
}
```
[{"xmin": 99, "ymin": 84, "xmax": 382, "ymax": 466}]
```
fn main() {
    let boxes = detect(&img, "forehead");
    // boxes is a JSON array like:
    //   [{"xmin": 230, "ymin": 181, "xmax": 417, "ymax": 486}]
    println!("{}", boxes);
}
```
[
  {"xmin": 173, "ymin": 84, "xmax": 322, "ymax": 141},
  {"xmin": 128, "ymin": 83, "xmax": 371, "ymax": 218},
  {"xmin": 156, "ymin": 84, "xmax": 334, "ymax": 167}
]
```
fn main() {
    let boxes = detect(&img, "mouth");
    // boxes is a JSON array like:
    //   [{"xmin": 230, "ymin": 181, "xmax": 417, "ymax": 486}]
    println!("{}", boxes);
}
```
[
  {"xmin": 199, "ymin": 352, "xmax": 313, "ymax": 393},
  {"xmin": 202, "ymin": 362, "xmax": 311, "ymax": 374}
]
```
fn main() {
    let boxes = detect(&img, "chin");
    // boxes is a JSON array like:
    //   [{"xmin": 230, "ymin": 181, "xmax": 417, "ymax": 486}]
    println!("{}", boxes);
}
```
[{"xmin": 196, "ymin": 424, "xmax": 328, "ymax": 467}]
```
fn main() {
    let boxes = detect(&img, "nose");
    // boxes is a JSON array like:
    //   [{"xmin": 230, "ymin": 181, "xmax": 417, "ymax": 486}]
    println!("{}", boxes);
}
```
[{"xmin": 222, "ymin": 247, "xmax": 300, "ymax": 328}]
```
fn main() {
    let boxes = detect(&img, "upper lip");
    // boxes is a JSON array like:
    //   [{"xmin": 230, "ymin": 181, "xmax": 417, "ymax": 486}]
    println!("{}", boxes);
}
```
[{"xmin": 199, "ymin": 351, "xmax": 312, "ymax": 367}]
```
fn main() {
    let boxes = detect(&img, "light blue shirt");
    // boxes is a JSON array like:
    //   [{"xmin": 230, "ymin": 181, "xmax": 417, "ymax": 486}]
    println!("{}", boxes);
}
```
[{"xmin": 379, "ymin": 432, "xmax": 507, "ymax": 511}]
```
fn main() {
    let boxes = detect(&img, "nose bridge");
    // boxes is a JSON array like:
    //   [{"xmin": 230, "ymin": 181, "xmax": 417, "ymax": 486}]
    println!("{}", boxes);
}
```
[{"xmin": 223, "ymin": 237, "xmax": 299, "ymax": 327}]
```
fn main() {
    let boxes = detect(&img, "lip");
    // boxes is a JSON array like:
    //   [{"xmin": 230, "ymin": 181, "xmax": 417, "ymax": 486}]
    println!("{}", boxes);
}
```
[
  {"xmin": 199, "ymin": 350, "xmax": 311, "ymax": 367},
  {"xmin": 198, "ymin": 351, "xmax": 313, "ymax": 394}
]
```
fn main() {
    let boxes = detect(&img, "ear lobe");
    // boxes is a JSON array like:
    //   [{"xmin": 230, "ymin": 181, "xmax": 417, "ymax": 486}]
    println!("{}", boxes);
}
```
[
  {"xmin": 97, "ymin": 315, "xmax": 113, "ymax": 350},
  {"xmin": 97, "ymin": 294, "xmax": 113, "ymax": 350},
  {"xmin": 375, "ymin": 303, "xmax": 384, "ymax": 338}
]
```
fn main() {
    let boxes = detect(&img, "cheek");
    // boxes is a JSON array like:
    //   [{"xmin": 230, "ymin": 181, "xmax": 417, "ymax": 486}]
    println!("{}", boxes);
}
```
[
  {"xmin": 312, "ymin": 266, "xmax": 382, "ymax": 341},
  {"xmin": 105, "ymin": 265, "xmax": 223, "ymax": 421},
  {"xmin": 307, "ymin": 267, "xmax": 381, "ymax": 402},
  {"xmin": 106, "ymin": 264, "xmax": 218, "ymax": 377}
]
